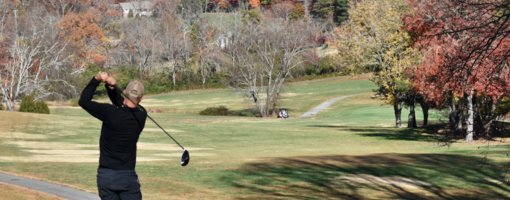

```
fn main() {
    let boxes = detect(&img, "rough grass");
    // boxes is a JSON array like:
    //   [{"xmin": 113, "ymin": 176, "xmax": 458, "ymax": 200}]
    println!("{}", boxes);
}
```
[
  {"xmin": 0, "ymin": 182, "xmax": 63, "ymax": 200},
  {"xmin": 0, "ymin": 75, "xmax": 508, "ymax": 199}
]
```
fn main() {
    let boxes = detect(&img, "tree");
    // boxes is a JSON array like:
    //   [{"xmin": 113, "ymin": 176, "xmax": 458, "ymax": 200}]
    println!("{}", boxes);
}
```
[
  {"xmin": 0, "ymin": 2, "xmax": 73, "ymax": 111},
  {"xmin": 404, "ymin": 0, "xmax": 510, "ymax": 141},
  {"xmin": 249, "ymin": 0, "xmax": 261, "ymax": 9},
  {"xmin": 269, "ymin": 1, "xmax": 295, "ymax": 20},
  {"xmin": 310, "ymin": 0, "xmax": 349, "ymax": 24},
  {"xmin": 220, "ymin": 16, "xmax": 322, "ymax": 117},
  {"xmin": 57, "ymin": 7, "xmax": 105, "ymax": 68},
  {"xmin": 194, "ymin": 20, "xmax": 221, "ymax": 87},
  {"xmin": 119, "ymin": 17, "xmax": 158, "ymax": 77},
  {"xmin": 335, "ymin": 0, "xmax": 421, "ymax": 127}
]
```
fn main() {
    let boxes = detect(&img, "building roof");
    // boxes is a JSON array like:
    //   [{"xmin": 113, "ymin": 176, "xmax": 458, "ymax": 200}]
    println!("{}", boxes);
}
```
[{"xmin": 118, "ymin": 1, "xmax": 153, "ymax": 10}]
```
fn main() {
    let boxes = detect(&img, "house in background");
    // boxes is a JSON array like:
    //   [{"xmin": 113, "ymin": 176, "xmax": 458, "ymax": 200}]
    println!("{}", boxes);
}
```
[
  {"xmin": 217, "ymin": 31, "xmax": 233, "ymax": 49},
  {"xmin": 118, "ymin": 1, "xmax": 154, "ymax": 18}
]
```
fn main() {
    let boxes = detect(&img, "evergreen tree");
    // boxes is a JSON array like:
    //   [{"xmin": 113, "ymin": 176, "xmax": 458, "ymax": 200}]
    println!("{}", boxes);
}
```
[
  {"xmin": 334, "ymin": 0, "xmax": 348, "ymax": 24},
  {"xmin": 310, "ymin": 0, "xmax": 349, "ymax": 24}
]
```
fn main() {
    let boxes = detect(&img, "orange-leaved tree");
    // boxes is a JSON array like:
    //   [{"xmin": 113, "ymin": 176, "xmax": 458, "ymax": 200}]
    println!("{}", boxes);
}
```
[{"xmin": 57, "ymin": 7, "xmax": 105, "ymax": 68}]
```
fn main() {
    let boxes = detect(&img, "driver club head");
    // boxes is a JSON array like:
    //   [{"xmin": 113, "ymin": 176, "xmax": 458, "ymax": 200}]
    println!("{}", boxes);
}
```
[{"xmin": 180, "ymin": 150, "xmax": 190, "ymax": 166}]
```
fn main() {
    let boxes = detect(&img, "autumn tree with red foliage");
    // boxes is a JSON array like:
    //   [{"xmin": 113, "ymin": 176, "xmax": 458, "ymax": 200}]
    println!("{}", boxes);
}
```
[{"xmin": 404, "ymin": 0, "xmax": 510, "ymax": 141}]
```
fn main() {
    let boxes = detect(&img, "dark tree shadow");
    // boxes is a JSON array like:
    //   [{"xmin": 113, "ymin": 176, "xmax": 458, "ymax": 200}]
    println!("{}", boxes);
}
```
[
  {"xmin": 222, "ymin": 154, "xmax": 510, "ymax": 199},
  {"xmin": 309, "ymin": 124, "xmax": 447, "ymax": 143},
  {"xmin": 491, "ymin": 121, "xmax": 510, "ymax": 138}
]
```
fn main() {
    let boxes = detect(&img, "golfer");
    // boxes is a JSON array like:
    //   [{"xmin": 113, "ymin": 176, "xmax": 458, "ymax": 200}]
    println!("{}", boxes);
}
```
[{"xmin": 79, "ymin": 72, "xmax": 147, "ymax": 200}]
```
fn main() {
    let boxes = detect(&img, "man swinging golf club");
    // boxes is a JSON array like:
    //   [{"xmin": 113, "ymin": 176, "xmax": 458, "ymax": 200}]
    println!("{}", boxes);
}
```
[{"xmin": 79, "ymin": 72, "xmax": 146, "ymax": 200}]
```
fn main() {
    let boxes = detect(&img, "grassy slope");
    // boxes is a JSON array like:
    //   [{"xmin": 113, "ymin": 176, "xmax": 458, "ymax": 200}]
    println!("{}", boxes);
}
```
[{"xmin": 0, "ymin": 75, "xmax": 508, "ymax": 199}]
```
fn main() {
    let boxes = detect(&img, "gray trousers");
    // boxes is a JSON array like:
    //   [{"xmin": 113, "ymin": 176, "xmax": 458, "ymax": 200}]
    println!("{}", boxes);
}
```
[{"xmin": 97, "ymin": 167, "xmax": 142, "ymax": 200}]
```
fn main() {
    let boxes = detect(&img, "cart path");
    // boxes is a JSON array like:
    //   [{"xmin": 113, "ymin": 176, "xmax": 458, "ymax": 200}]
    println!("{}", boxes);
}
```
[
  {"xmin": 0, "ymin": 172, "xmax": 99, "ymax": 200},
  {"xmin": 301, "ymin": 95, "xmax": 354, "ymax": 118}
]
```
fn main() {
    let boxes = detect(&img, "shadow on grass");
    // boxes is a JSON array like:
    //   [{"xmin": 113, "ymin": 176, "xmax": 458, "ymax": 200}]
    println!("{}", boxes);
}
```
[
  {"xmin": 223, "ymin": 154, "xmax": 510, "ymax": 200},
  {"xmin": 309, "ymin": 124, "xmax": 444, "ymax": 143},
  {"xmin": 492, "ymin": 121, "xmax": 510, "ymax": 138}
]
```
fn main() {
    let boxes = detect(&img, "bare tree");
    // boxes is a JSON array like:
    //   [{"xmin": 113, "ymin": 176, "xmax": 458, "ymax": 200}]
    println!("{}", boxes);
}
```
[
  {"xmin": 156, "ymin": 0, "xmax": 198, "ymax": 87},
  {"xmin": 116, "ymin": 17, "xmax": 158, "ymax": 77},
  {"xmin": 270, "ymin": 1, "xmax": 295, "ymax": 20},
  {"xmin": 154, "ymin": 1, "xmax": 189, "ymax": 87},
  {"xmin": 0, "ymin": 4, "xmax": 71, "ymax": 111},
  {"xmin": 195, "ymin": 20, "xmax": 221, "ymax": 87},
  {"xmin": 221, "ymin": 17, "xmax": 322, "ymax": 117}
]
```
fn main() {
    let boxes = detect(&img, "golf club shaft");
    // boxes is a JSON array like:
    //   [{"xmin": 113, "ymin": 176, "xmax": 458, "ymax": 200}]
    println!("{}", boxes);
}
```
[
  {"xmin": 114, "ymin": 85, "xmax": 185, "ymax": 150},
  {"xmin": 146, "ymin": 114, "xmax": 185, "ymax": 150}
]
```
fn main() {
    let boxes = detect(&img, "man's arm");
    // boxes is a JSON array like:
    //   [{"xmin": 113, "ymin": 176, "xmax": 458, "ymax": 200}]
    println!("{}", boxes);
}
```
[
  {"xmin": 106, "ymin": 79, "xmax": 123, "ymax": 107},
  {"xmin": 79, "ymin": 73, "xmax": 110, "ymax": 121}
]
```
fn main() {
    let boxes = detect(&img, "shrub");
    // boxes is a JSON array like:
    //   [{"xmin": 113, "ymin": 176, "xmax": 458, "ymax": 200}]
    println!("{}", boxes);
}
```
[
  {"xmin": 199, "ymin": 106, "xmax": 230, "ymax": 116},
  {"xmin": 304, "ymin": 56, "xmax": 338, "ymax": 76},
  {"xmin": 19, "ymin": 95, "xmax": 50, "ymax": 114},
  {"xmin": 199, "ymin": 106, "xmax": 262, "ymax": 117},
  {"xmin": 228, "ymin": 109, "xmax": 262, "ymax": 117}
]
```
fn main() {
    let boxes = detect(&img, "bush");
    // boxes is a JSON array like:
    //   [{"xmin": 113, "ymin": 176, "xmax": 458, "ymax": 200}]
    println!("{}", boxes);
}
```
[
  {"xmin": 199, "ymin": 106, "xmax": 262, "ymax": 117},
  {"xmin": 199, "ymin": 106, "xmax": 230, "ymax": 116},
  {"xmin": 19, "ymin": 95, "xmax": 50, "ymax": 114},
  {"xmin": 228, "ymin": 109, "xmax": 262, "ymax": 117}
]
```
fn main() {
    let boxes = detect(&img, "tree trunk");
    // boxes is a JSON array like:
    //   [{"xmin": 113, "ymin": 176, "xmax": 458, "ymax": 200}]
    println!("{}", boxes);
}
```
[
  {"xmin": 304, "ymin": 0, "xmax": 311, "ymax": 19},
  {"xmin": 394, "ymin": 102, "xmax": 402, "ymax": 128},
  {"xmin": 483, "ymin": 101, "xmax": 497, "ymax": 137},
  {"xmin": 2, "ymin": 86, "xmax": 15, "ymax": 111},
  {"xmin": 450, "ymin": 97, "xmax": 463, "ymax": 134},
  {"xmin": 408, "ymin": 101, "xmax": 417, "ymax": 128},
  {"xmin": 172, "ymin": 65, "xmax": 177, "ymax": 87},
  {"xmin": 420, "ymin": 101, "xmax": 429, "ymax": 127},
  {"xmin": 466, "ymin": 90, "xmax": 474, "ymax": 142},
  {"xmin": 449, "ymin": 97, "xmax": 456, "ymax": 130},
  {"xmin": 455, "ymin": 107, "xmax": 464, "ymax": 133},
  {"xmin": 4, "ymin": 95, "xmax": 15, "ymax": 111}
]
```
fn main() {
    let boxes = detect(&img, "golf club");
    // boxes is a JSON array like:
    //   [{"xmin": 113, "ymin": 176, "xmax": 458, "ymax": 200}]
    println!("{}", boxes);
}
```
[{"xmin": 114, "ymin": 85, "xmax": 190, "ymax": 167}]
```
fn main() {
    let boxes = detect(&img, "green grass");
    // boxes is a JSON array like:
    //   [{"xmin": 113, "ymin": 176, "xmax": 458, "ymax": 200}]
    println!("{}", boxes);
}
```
[{"xmin": 0, "ymin": 75, "xmax": 508, "ymax": 199}]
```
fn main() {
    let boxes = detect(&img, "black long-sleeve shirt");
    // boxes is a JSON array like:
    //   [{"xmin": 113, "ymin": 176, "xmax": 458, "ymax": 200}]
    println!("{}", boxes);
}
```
[{"xmin": 79, "ymin": 77, "xmax": 147, "ymax": 170}]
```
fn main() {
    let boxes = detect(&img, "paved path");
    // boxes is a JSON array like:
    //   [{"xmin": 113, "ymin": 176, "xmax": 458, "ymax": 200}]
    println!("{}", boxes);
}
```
[
  {"xmin": 0, "ymin": 172, "xmax": 99, "ymax": 200},
  {"xmin": 301, "ymin": 95, "xmax": 354, "ymax": 118}
]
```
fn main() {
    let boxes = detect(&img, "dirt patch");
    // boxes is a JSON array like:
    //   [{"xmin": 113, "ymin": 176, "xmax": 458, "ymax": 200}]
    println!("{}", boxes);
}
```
[
  {"xmin": 5, "ymin": 141, "xmax": 96, "ymax": 150},
  {"xmin": 25, "ymin": 150, "xmax": 98, "ymax": 155},
  {"xmin": 281, "ymin": 93, "xmax": 301, "ymax": 97},
  {"xmin": 0, "ymin": 111, "xmax": 213, "ymax": 163},
  {"xmin": 0, "ymin": 132, "xmax": 48, "ymax": 139},
  {"xmin": 0, "ymin": 155, "xmax": 98, "ymax": 163},
  {"xmin": 1, "ymin": 140, "xmax": 213, "ymax": 163}
]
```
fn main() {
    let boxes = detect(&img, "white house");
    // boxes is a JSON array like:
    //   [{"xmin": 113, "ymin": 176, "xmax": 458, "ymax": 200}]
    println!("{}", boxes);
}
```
[
  {"xmin": 119, "ymin": 1, "xmax": 154, "ymax": 18},
  {"xmin": 217, "ymin": 31, "xmax": 233, "ymax": 49}
]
